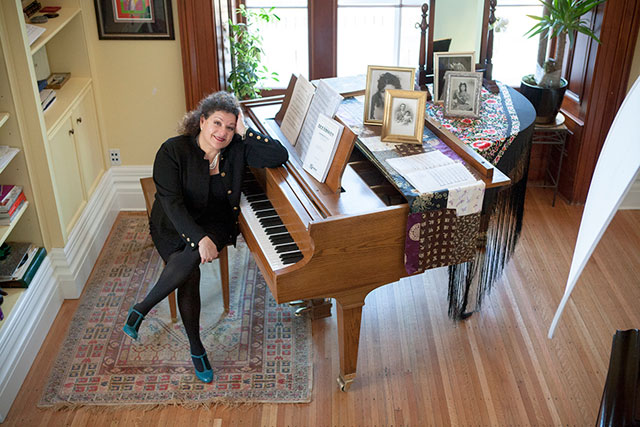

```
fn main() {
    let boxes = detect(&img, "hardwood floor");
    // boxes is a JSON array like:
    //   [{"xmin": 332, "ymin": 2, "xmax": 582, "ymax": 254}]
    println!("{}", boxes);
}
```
[{"xmin": 4, "ymin": 188, "xmax": 639, "ymax": 426}]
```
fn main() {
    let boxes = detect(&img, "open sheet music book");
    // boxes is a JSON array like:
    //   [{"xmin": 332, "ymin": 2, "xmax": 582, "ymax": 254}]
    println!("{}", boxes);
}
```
[
  {"xmin": 280, "ymin": 75, "xmax": 315, "ymax": 146},
  {"xmin": 302, "ymin": 114, "xmax": 344, "ymax": 182},
  {"xmin": 295, "ymin": 80, "xmax": 343, "ymax": 161},
  {"xmin": 386, "ymin": 151, "xmax": 478, "ymax": 194}
]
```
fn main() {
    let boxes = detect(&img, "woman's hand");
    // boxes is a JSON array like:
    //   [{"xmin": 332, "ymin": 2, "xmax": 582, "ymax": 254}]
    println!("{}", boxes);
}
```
[
  {"xmin": 236, "ymin": 111, "xmax": 247, "ymax": 138},
  {"xmin": 198, "ymin": 236, "xmax": 219, "ymax": 264}
]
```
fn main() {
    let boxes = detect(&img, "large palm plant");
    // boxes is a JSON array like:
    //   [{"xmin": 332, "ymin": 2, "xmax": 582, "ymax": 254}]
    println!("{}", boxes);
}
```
[{"xmin": 525, "ymin": 0, "xmax": 605, "ymax": 88}]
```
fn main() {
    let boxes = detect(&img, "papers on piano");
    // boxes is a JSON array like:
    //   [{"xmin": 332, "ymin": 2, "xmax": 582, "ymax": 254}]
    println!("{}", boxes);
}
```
[
  {"xmin": 280, "ymin": 75, "xmax": 315, "ymax": 146},
  {"xmin": 303, "ymin": 114, "xmax": 344, "ymax": 182},
  {"xmin": 25, "ymin": 24, "xmax": 46, "ymax": 46},
  {"xmin": 295, "ymin": 80, "xmax": 343, "ymax": 161},
  {"xmin": 386, "ymin": 151, "xmax": 478, "ymax": 194}
]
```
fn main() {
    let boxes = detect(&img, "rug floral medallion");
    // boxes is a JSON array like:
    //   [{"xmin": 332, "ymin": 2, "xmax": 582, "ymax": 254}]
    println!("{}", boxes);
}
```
[{"xmin": 39, "ymin": 213, "xmax": 312, "ymax": 407}]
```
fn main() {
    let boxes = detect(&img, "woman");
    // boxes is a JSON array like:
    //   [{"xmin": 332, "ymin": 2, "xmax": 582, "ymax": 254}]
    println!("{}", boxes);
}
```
[
  {"xmin": 370, "ymin": 72, "xmax": 402, "ymax": 121},
  {"xmin": 123, "ymin": 91, "xmax": 288, "ymax": 383},
  {"xmin": 452, "ymin": 82, "xmax": 472, "ymax": 111}
]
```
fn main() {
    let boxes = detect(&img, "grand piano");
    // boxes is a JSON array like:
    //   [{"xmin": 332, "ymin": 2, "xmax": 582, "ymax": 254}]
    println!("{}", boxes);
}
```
[{"xmin": 237, "ymin": 86, "xmax": 516, "ymax": 391}]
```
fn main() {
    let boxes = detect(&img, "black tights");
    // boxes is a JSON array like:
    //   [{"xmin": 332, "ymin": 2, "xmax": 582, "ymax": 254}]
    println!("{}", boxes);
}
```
[{"xmin": 130, "ymin": 246, "xmax": 205, "ymax": 356}]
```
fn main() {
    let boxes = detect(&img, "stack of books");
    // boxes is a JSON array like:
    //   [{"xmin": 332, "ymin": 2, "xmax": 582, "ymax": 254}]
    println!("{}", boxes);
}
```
[
  {"xmin": 40, "ymin": 88, "xmax": 56, "ymax": 111},
  {"xmin": 0, "ymin": 185, "xmax": 26, "ymax": 226},
  {"xmin": 0, "ymin": 242, "xmax": 46, "ymax": 288}
]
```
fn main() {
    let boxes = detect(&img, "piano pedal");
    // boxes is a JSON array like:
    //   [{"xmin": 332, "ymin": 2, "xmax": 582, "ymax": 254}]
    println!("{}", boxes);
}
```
[
  {"xmin": 288, "ymin": 300, "xmax": 307, "ymax": 307},
  {"xmin": 293, "ymin": 298, "xmax": 332, "ymax": 320}
]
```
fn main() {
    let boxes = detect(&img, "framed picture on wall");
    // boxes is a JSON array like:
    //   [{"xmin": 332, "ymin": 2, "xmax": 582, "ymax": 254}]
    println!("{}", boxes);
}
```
[
  {"xmin": 380, "ymin": 89, "xmax": 427, "ymax": 145},
  {"xmin": 433, "ymin": 51, "xmax": 475, "ymax": 103},
  {"xmin": 364, "ymin": 65, "xmax": 416, "ymax": 126},
  {"xmin": 94, "ymin": 0, "xmax": 175, "ymax": 40}
]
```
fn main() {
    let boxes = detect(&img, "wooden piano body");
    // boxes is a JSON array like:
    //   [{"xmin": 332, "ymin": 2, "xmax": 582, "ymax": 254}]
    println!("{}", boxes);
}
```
[{"xmin": 239, "ymin": 94, "xmax": 509, "ymax": 391}]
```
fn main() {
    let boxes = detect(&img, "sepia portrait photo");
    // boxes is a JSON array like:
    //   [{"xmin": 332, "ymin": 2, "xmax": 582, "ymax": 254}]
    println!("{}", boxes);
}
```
[
  {"xmin": 381, "ymin": 89, "xmax": 427, "ymax": 144},
  {"xmin": 364, "ymin": 65, "xmax": 416, "ymax": 126},
  {"xmin": 434, "ymin": 52, "xmax": 475, "ymax": 102},
  {"xmin": 443, "ymin": 71, "xmax": 483, "ymax": 118}
]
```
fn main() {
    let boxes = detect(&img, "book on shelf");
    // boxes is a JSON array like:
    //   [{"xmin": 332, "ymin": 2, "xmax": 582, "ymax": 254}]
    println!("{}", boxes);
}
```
[
  {"xmin": 0, "ymin": 185, "xmax": 24, "ymax": 213},
  {"xmin": 2, "ymin": 246, "xmax": 46, "ymax": 288},
  {"xmin": 40, "ymin": 88, "xmax": 56, "ymax": 111},
  {"xmin": 25, "ymin": 23, "xmax": 46, "ymax": 46},
  {"xmin": 0, "ymin": 198, "xmax": 26, "ymax": 226},
  {"xmin": 0, "ymin": 146, "xmax": 19, "ymax": 172},
  {"xmin": 0, "ymin": 192, "xmax": 26, "ymax": 218},
  {"xmin": 0, "ymin": 242, "xmax": 36, "ymax": 281}
]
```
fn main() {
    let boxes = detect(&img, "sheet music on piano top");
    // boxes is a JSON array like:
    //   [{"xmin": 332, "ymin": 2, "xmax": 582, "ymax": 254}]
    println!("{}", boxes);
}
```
[
  {"xmin": 280, "ymin": 75, "xmax": 315, "ymax": 146},
  {"xmin": 295, "ymin": 80, "xmax": 343, "ymax": 161},
  {"xmin": 386, "ymin": 151, "xmax": 478, "ymax": 193}
]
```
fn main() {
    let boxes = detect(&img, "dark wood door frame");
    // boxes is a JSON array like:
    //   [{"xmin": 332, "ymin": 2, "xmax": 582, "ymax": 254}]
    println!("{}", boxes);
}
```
[{"xmin": 568, "ymin": 0, "xmax": 640, "ymax": 202}]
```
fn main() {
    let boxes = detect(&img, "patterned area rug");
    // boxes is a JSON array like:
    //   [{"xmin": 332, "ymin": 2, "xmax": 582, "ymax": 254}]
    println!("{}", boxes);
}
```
[{"xmin": 39, "ymin": 212, "xmax": 312, "ymax": 408}]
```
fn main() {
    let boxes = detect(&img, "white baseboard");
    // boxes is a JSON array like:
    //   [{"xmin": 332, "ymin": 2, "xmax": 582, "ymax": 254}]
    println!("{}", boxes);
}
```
[
  {"xmin": 620, "ymin": 179, "xmax": 640, "ymax": 210},
  {"xmin": 0, "ymin": 165, "xmax": 152, "ymax": 422}
]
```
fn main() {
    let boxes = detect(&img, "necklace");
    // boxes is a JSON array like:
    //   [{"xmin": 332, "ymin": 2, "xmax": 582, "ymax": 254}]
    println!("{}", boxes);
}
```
[{"xmin": 208, "ymin": 152, "xmax": 220, "ymax": 170}]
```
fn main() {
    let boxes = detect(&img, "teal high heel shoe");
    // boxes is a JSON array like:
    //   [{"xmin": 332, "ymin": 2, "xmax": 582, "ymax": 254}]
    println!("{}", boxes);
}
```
[
  {"xmin": 123, "ymin": 306, "xmax": 145, "ymax": 340},
  {"xmin": 191, "ymin": 352, "xmax": 213, "ymax": 383}
]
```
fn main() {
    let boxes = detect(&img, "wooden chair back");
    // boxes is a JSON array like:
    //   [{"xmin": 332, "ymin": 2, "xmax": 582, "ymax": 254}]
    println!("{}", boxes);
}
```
[{"xmin": 140, "ymin": 177, "xmax": 156, "ymax": 218}]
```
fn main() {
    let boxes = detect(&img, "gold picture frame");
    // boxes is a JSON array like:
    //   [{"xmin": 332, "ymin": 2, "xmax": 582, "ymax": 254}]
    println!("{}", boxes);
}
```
[
  {"xmin": 364, "ymin": 65, "xmax": 416, "ymax": 126},
  {"xmin": 443, "ymin": 71, "xmax": 483, "ymax": 119},
  {"xmin": 433, "ymin": 51, "xmax": 475, "ymax": 103},
  {"xmin": 381, "ymin": 89, "xmax": 427, "ymax": 145}
]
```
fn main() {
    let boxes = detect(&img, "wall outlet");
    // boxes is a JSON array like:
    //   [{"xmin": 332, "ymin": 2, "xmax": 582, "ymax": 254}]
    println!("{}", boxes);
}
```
[{"xmin": 109, "ymin": 149, "xmax": 121, "ymax": 166}]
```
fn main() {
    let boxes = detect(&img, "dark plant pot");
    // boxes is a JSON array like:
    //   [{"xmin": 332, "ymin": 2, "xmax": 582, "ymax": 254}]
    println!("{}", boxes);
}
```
[{"xmin": 519, "ymin": 78, "xmax": 568, "ymax": 124}]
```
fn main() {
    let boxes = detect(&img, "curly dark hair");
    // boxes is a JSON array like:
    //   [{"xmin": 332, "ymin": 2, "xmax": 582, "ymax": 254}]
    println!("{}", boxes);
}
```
[
  {"xmin": 376, "ymin": 72, "xmax": 402, "ymax": 92},
  {"xmin": 178, "ymin": 91, "xmax": 241, "ymax": 136}
]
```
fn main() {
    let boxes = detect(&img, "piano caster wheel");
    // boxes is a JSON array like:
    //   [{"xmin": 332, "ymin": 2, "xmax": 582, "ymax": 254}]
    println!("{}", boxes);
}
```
[
  {"xmin": 337, "ymin": 373, "xmax": 355, "ymax": 392},
  {"xmin": 459, "ymin": 311, "xmax": 473, "ymax": 320}
]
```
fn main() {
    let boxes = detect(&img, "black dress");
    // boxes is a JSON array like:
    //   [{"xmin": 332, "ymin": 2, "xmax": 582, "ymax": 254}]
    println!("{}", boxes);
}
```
[{"xmin": 149, "ymin": 128, "xmax": 288, "ymax": 262}]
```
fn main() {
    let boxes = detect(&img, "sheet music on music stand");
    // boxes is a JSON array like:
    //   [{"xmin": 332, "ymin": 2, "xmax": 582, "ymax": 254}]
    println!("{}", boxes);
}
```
[{"xmin": 280, "ymin": 75, "xmax": 315, "ymax": 146}]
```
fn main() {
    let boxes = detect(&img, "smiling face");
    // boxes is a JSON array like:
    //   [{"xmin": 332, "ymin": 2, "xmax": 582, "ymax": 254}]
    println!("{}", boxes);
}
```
[{"xmin": 198, "ymin": 110, "xmax": 237, "ymax": 153}]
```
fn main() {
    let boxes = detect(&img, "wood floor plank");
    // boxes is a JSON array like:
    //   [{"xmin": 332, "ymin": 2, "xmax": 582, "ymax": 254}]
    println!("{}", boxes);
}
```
[{"xmin": 3, "ymin": 187, "xmax": 639, "ymax": 426}]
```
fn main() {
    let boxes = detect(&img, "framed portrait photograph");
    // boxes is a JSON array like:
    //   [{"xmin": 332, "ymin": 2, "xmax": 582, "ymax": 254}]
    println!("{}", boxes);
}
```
[
  {"xmin": 364, "ymin": 65, "xmax": 416, "ymax": 126},
  {"xmin": 433, "ymin": 52, "xmax": 475, "ymax": 103},
  {"xmin": 443, "ymin": 71, "xmax": 483, "ymax": 118},
  {"xmin": 381, "ymin": 89, "xmax": 427, "ymax": 145},
  {"xmin": 94, "ymin": 0, "xmax": 175, "ymax": 40}
]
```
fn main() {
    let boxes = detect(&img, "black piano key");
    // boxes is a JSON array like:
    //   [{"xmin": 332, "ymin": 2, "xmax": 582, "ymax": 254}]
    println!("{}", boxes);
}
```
[
  {"xmin": 275, "ymin": 243, "xmax": 299, "ymax": 253},
  {"xmin": 269, "ymin": 234, "xmax": 294, "ymax": 245},
  {"xmin": 280, "ymin": 252, "xmax": 303, "ymax": 264},
  {"xmin": 251, "ymin": 201, "xmax": 273, "ymax": 211},
  {"xmin": 256, "ymin": 209, "xmax": 277, "ymax": 218},
  {"xmin": 265, "ymin": 225, "xmax": 288, "ymax": 235},
  {"xmin": 246, "ymin": 194, "xmax": 266, "ymax": 202},
  {"xmin": 260, "ymin": 217, "xmax": 283, "ymax": 227}
]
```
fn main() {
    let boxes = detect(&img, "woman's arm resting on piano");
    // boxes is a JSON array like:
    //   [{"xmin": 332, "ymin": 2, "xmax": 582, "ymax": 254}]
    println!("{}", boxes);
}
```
[{"xmin": 242, "ymin": 126, "xmax": 288, "ymax": 169}]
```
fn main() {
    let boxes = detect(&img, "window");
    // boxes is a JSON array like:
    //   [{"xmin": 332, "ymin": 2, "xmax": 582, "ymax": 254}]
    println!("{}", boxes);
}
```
[
  {"xmin": 337, "ymin": 1, "xmax": 422, "ymax": 76},
  {"xmin": 490, "ymin": 1, "xmax": 544, "ymax": 86},
  {"xmin": 245, "ymin": 0, "xmax": 424, "ymax": 88},
  {"xmin": 245, "ymin": 0, "xmax": 309, "ymax": 87}
]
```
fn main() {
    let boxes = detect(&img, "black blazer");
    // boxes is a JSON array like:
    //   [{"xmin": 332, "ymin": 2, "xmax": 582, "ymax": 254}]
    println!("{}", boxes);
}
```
[{"xmin": 149, "ymin": 127, "xmax": 288, "ymax": 259}]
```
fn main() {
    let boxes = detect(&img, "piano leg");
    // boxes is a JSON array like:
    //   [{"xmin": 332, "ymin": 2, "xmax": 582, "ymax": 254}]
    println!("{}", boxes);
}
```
[{"xmin": 336, "ymin": 297, "xmax": 364, "ymax": 392}]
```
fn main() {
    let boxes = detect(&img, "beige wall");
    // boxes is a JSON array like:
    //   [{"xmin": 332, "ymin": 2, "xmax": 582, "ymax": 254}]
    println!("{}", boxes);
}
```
[
  {"xmin": 433, "ymin": 0, "xmax": 485, "ymax": 62},
  {"xmin": 83, "ymin": 0, "xmax": 186, "ymax": 166},
  {"xmin": 628, "ymin": 30, "xmax": 640, "ymax": 92}
]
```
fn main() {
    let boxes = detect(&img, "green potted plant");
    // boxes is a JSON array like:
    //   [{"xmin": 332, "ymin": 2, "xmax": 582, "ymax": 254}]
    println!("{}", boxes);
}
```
[
  {"xmin": 520, "ymin": 0, "xmax": 604, "ymax": 124},
  {"xmin": 228, "ymin": 5, "xmax": 279, "ymax": 100}
]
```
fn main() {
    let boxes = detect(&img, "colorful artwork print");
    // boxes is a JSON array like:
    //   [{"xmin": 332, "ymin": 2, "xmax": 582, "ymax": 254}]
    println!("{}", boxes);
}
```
[{"xmin": 113, "ymin": 0, "xmax": 154, "ymax": 22}]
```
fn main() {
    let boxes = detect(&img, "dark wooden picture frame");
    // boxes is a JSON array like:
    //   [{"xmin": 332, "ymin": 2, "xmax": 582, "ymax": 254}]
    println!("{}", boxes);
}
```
[{"xmin": 94, "ymin": 0, "xmax": 174, "ymax": 40}]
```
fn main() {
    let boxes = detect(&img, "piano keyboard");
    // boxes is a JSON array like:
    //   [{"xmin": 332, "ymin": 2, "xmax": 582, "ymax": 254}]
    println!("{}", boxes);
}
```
[{"xmin": 240, "ymin": 181, "xmax": 304, "ymax": 270}]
